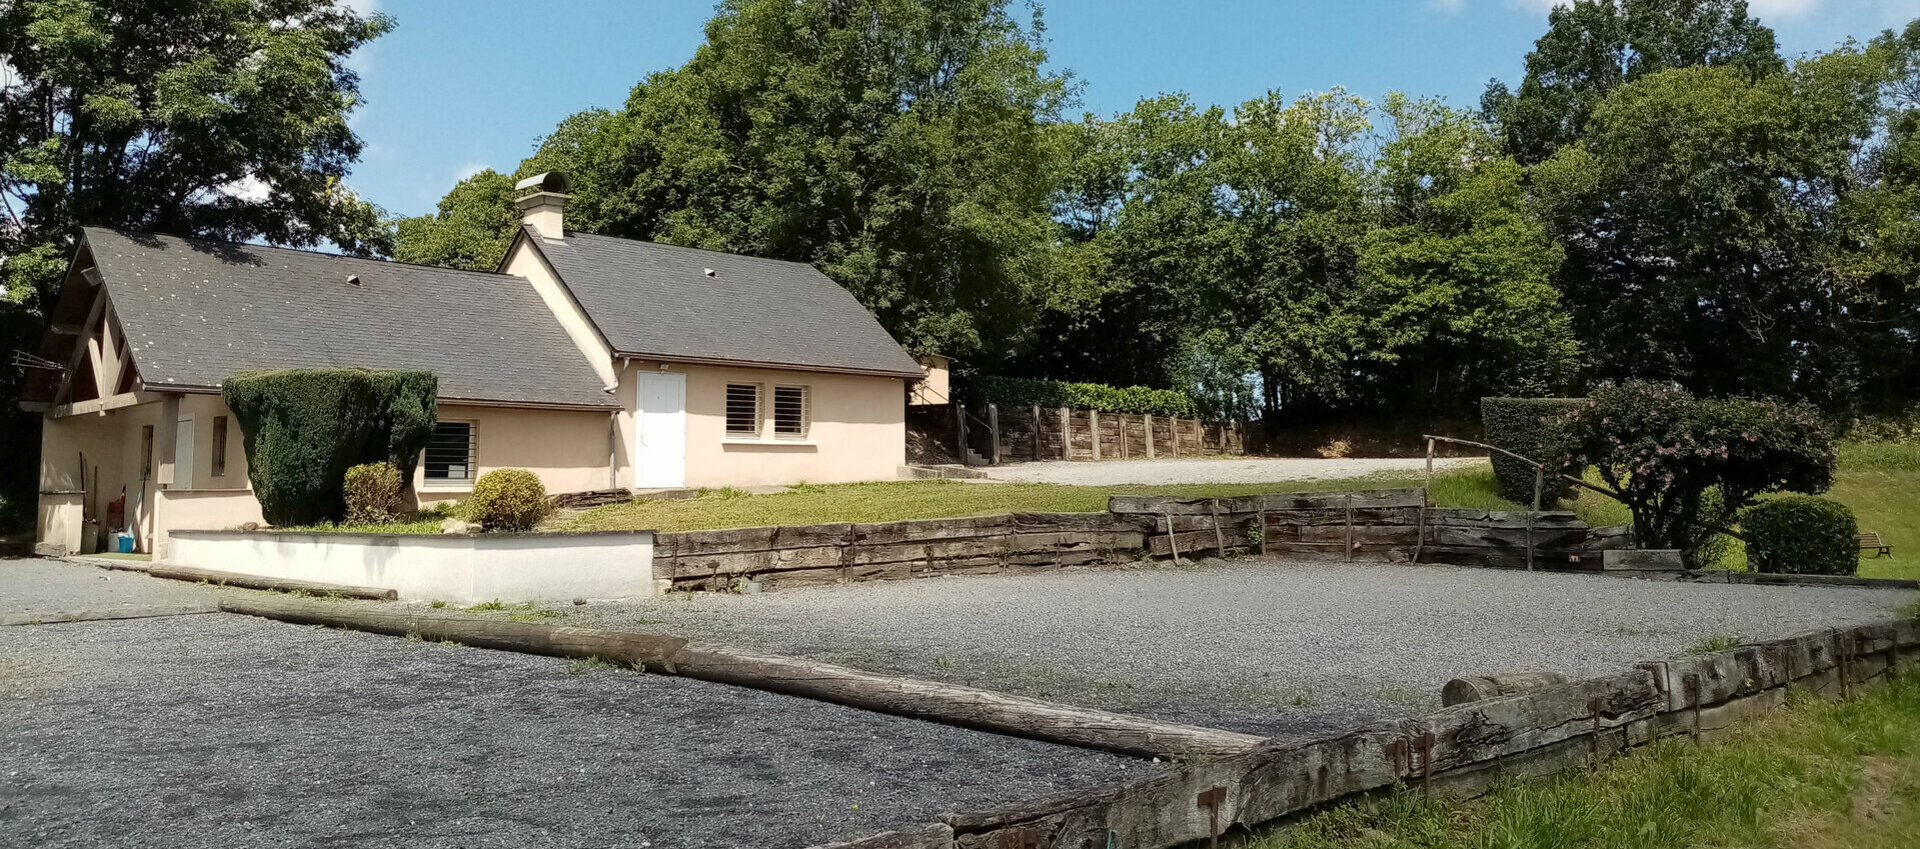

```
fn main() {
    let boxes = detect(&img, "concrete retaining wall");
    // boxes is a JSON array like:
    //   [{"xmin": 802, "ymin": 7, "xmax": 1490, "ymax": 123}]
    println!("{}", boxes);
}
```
[
  {"xmin": 165, "ymin": 530, "xmax": 657, "ymax": 604},
  {"xmin": 809, "ymin": 616, "xmax": 1920, "ymax": 849}
]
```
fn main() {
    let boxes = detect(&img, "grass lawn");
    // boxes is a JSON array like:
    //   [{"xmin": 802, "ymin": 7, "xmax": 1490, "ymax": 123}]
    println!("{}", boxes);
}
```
[
  {"xmin": 563, "ymin": 444, "xmax": 1920, "ymax": 580},
  {"xmin": 1252, "ymin": 671, "xmax": 1920, "ymax": 849},
  {"xmin": 558, "ymin": 469, "xmax": 1513, "ymax": 534}
]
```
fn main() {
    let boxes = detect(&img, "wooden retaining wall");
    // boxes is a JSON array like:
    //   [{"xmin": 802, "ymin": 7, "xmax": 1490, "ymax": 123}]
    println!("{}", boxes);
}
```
[
  {"xmin": 654, "ymin": 513, "xmax": 1147, "ymax": 592},
  {"xmin": 809, "ymin": 617, "xmax": 1920, "ymax": 849},
  {"xmin": 655, "ymin": 489, "xmax": 1627, "ymax": 592}
]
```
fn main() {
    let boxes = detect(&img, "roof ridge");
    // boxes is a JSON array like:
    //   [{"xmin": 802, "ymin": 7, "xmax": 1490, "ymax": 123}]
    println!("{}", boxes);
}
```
[
  {"xmin": 85, "ymin": 227, "xmax": 521, "ymax": 279},
  {"xmin": 552, "ymin": 227, "xmax": 821, "ymax": 270}
]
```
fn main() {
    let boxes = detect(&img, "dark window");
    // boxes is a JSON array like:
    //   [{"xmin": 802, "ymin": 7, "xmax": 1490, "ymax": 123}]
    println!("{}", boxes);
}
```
[
  {"xmin": 725, "ymin": 384, "xmax": 760, "ymax": 436},
  {"xmin": 773, "ymin": 385, "xmax": 809, "ymax": 439},
  {"xmin": 425, "ymin": 422, "xmax": 475, "ymax": 482},
  {"xmin": 211, "ymin": 416, "xmax": 228, "ymax": 476}
]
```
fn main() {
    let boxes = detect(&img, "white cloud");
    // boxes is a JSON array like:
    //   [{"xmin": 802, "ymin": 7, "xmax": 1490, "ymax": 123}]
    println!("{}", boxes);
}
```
[
  {"xmin": 222, "ymin": 175, "xmax": 273, "ymax": 203},
  {"xmin": 454, "ymin": 162, "xmax": 489, "ymax": 183},
  {"xmin": 339, "ymin": 0, "xmax": 378, "ymax": 17}
]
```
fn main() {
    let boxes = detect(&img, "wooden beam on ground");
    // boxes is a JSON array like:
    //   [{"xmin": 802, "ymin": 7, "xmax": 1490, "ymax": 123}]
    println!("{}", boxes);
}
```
[
  {"xmin": 150, "ymin": 565, "xmax": 399, "ymax": 600},
  {"xmin": 218, "ymin": 595, "xmax": 1266, "ymax": 760}
]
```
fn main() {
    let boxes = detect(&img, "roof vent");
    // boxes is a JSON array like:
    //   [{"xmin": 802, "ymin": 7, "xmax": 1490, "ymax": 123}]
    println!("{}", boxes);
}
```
[
  {"xmin": 346, "ymin": 274, "xmax": 362, "ymax": 287},
  {"xmin": 703, "ymin": 268, "xmax": 716, "ymax": 277}
]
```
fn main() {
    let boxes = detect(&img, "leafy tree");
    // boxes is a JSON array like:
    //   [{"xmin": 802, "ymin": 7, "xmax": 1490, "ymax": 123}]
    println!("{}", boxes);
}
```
[
  {"xmin": 393, "ymin": 169, "xmax": 518, "ymax": 270},
  {"xmin": 1532, "ymin": 49, "xmax": 1899, "ymax": 410},
  {"xmin": 1561, "ymin": 381, "xmax": 1836, "ymax": 566},
  {"xmin": 1354, "ymin": 96, "xmax": 1580, "ymax": 416},
  {"xmin": 0, "ymin": 0, "xmax": 392, "ymax": 527},
  {"xmin": 1482, "ymin": 0, "xmax": 1783, "ymax": 164}
]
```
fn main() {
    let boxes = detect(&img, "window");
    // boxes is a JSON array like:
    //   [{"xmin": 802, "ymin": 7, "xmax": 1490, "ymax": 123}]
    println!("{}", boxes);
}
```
[
  {"xmin": 773, "ymin": 385, "xmax": 810, "ymax": 439},
  {"xmin": 424, "ymin": 421, "xmax": 476, "ymax": 484},
  {"xmin": 725, "ymin": 384, "xmax": 761, "ymax": 437},
  {"xmin": 211, "ymin": 416, "xmax": 228, "ymax": 477},
  {"xmin": 140, "ymin": 426, "xmax": 154, "ymax": 479}
]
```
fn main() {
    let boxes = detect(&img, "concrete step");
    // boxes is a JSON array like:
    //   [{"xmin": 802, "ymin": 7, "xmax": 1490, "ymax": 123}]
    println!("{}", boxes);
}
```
[{"xmin": 898, "ymin": 464, "xmax": 992, "ymax": 480}]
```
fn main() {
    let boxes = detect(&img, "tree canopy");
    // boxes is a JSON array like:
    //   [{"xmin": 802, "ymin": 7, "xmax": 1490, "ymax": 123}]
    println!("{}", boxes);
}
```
[{"xmin": 0, "ymin": 0, "xmax": 392, "ymax": 526}]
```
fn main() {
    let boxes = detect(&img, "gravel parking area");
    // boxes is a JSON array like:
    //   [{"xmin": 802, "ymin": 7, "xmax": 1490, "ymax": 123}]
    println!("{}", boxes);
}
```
[
  {"xmin": 1, "ymin": 557, "xmax": 222, "ymax": 624},
  {"xmin": 524, "ymin": 561, "xmax": 1916, "ymax": 739},
  {"xmin": 984, "ymin": 456, "xmax": 1481, "ymax": 486},
  {"xmin": 0, "ymin": 612, "xmax": 1142, "ymax": 849}
]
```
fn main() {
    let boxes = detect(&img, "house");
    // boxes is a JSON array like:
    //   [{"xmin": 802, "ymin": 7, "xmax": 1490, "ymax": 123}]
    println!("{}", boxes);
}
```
[{"xmin": 22, "ymin": 173, "xmax": 924, "ymax": 557}]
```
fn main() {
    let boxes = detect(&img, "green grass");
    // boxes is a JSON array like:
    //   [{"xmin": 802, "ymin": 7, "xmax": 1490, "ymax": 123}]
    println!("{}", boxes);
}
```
[
  {"xmin": 562, "ymin": 469, "xmax": 1508, "ymax": 533},
  {"xmin": 1252, "ymin": 673, "xmax": 1920, "ymax": 849}
]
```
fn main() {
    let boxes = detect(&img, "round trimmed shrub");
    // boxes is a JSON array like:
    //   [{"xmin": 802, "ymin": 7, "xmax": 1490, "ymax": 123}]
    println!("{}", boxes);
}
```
[
  {"xmin": 1480, "ymin": 397, "xmax": 1584, "ymax": 506},
  {"xmin": 342, "ymin": 462, "xmax": 404, "ymax": 524},
  {"xmin": 467, "ymin": 468, "xmax": 549, "ymax": 532},
  {"xmin": 1741, "ymin": 496, "xmax": 1858, "ymax": 576}
]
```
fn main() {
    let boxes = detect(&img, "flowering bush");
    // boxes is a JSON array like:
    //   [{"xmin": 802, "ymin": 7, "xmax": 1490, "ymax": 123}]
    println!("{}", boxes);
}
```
[{"xmin": 1560, "ymin": 381, "xmax": 1835, "ymax": 565}]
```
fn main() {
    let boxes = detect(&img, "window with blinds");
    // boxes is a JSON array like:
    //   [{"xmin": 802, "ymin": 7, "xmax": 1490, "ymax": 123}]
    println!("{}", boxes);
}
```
[
  {"xmin": 773, "ymin": 385, "xmax": 810, "ymax": 439},
  {"xmin": 725, "ymin": 384, "xmax": 761, "ymax": 436},
  {"xmin": 424, "ymin": 421, "xmax": 476, "ymax": 482},
  {"xmin": 211, "ymin": 416, "xmax": 229, "ymax": 477}
]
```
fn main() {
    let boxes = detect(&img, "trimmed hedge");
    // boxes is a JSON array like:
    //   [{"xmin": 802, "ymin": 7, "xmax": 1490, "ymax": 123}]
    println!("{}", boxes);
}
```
[
  {"xmin": 973, "ymin": 376, "xmax": 1199, "ymax": 418},
  {"xmin": 467, "ymin": 468, "xmax": 548, "ymax": 531},
  {"xmin": 224, "ymin": 369, "xmax": 438, "ymax": 526},
  {"xmin": 1742, "ymin": 496, "xmax": 1859, "ymax": 576},
  {"xmin": 1481, "ymin": 397, "xmax": 1585, "ymax": 506},
  {"xmin": 343, "ymin": 462, "xmax": 404, "ymax": 525}
]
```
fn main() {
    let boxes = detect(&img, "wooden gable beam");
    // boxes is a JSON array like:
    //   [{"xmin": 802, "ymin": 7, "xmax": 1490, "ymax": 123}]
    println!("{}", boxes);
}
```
[{"xmin": 52, "ymin": 283, "xmax": 109, "ymax": 408}]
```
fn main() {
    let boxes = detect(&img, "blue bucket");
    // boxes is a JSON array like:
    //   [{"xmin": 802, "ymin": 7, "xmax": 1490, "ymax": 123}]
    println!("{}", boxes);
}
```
[{"xmin": 115, "ymin": 533, "xmax": 135, "ymax": 554}]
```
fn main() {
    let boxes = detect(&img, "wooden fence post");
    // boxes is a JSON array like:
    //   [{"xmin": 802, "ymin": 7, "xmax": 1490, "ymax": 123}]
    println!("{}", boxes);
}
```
[
  {"xmin": 1031, "ymin": 403, "xmax": 1042, "ymax": 461},
  {"xmin": 1528, "ymin": 466, "xmax": 1544, "ymax": 572},
  {"xmin": 1090, "ymin": 409, "xmax": 1101, "ymax": 461},
  {"xmin": 1172, "ymin": 418, "xmax": 1182, "ymax": 458},
  {"xmin": 1414, "ymin": 437, "xmax": 1434, "ymax": 564},
  {"xmin": 1145, "ymin": 414, "xmax": 1156, "ymax": 459},
  {"xmin": 1059, "ymin": 407, "xmax": 1071, "ymax": 460},
  {"xmin": 1344, "ymin": 494, "xmax": 1355, "ymax": 562},
  {"xmin": 988, "ymin": 403, "xmax": 1001, "ymax": 466},
  {"xmin": 954, "ymin": 401, "xmax": 969, "ymax": 467},
  {"xmin": 1120, "ymin": 415, "xmax": 1130, "ymax": 460}
]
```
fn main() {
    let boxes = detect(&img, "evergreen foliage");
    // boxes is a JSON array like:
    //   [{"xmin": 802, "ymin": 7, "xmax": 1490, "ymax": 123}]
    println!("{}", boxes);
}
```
[
  {"xmin": 1742, "ymin": 496, "xmax": 1859, "ymax": 576},
  {"xmin": 222, "ymin": 369, "xmax": 437, "ymax": 527},
  {"xmin": 972, "ymin": 376, "xmax": 1198, "ymax": 418},
  {"xmin": 467, "ymin": 468, "xmax": 549, "ymax": 532},
  {"xmin": 1480, "ymin": 397, "xmax": 1586, "ymax": 506}
]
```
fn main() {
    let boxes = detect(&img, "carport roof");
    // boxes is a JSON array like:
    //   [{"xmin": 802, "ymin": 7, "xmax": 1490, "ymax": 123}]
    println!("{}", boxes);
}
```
[{"xmin": 79, "ymin": 228, "xmax": 617, "ymax": 409}]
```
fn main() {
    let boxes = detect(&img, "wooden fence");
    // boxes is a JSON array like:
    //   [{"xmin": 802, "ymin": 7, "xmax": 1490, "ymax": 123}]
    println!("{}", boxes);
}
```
[
  {"xmin": 654, "ymin": 488, "xmax": 1629, "ymax": 592},
  {"xmin": 809, "ymin": 618, "xmax": 1920, "ymax": 849},
  {"xmin": 992, "ymin": 405, "xmax": 1245, "ymax": 462}
]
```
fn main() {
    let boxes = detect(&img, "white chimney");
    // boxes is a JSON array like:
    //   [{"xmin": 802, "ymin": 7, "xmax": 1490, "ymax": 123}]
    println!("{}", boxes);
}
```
[{"xmin": 514, "ymin": 172, "xmax": 572, "ymax": 239}]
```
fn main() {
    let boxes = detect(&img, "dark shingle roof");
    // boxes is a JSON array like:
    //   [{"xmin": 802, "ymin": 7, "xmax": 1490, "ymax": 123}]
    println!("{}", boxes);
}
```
[
  {"xmin": 526, "ymin": 228, "xmax": 922, "ymax": 377},
  {"xmin": 84, "ymin": 228, "xmax": 616, "ymax": 408}
]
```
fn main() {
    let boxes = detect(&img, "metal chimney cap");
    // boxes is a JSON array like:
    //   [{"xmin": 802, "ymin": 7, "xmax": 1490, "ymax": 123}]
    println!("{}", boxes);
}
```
[{"xmin": 514, "ymin": 172, "xmax": 571, "ymax": 195}]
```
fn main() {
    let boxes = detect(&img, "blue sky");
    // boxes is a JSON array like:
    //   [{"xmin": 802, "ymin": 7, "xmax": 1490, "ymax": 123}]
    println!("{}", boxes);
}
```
[{"xmin": 346, "ymin": 0, "xmax": 1920, "ymax": 219}]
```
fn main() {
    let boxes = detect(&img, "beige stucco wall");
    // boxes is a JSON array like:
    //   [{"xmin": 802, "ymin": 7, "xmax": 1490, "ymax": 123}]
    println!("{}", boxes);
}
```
[
  {"xmin": 150, "ymin": 489, "xmax": 265, "ymax": 560},
  {"xmin": 616, "ymin": 360, "xmax": 905, "ymax": 488},
  {"xmin": 413, "ymin": 403, "xmax": 616, "ymax": 503},
  {"xmin": 500, "ymin": 238, "xmax": 618, "ymax": 389},
  {"xmin": 909, "ymin": 355, "xmax": 951, "ymax": 405}
]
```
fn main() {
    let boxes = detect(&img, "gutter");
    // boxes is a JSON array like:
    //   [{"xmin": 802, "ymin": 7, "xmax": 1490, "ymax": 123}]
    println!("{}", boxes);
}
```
[{"xmin": 611, "ymin": 350, "xmax": 922, "ymax": 380}]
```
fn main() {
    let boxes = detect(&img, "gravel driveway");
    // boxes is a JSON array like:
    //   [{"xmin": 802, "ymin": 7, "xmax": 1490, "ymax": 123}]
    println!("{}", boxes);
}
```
[
  {"xmin": 523, "ymin": 561, "xmax": 1915, "ymax": 739},
  {"xmin": 1, "ymin": 557, "xmax": 222, "ymax": 624},
  {"xmin": 983, "ymin": 456, "xmax": 1483, "ymax": 486},
  {"xmin": 0, "ymin": 612, "xmax": 1142, "ymax": 849}
]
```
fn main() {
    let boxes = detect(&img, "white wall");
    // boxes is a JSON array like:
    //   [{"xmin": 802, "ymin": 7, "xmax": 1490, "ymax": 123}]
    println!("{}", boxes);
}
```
[{"xmin": 166, "ymin": 530, "xmax": 657, "ymax": 604}]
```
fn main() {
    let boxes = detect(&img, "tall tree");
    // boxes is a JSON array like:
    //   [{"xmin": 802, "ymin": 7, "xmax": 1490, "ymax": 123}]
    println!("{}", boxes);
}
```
[
  {"xmin": 1482, "ymin": 0, "xmax": 1782, "ymax": 164},
  {"xmin": 0, "ymin": 0, "xmax": 393, "ymax": 526},
  {"xmin": 393, "ymin": 169, "xmax": 517, "ymax": 270},
  {"xmin": 1531, "ymin": 46, "xmax": 1899, "ymax": 410}
]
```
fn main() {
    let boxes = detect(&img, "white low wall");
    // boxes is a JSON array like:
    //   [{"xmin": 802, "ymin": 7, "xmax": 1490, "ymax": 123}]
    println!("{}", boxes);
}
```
[{"xmin": 166, "ymin": 530, "xmax": 658, "ymax": 605}]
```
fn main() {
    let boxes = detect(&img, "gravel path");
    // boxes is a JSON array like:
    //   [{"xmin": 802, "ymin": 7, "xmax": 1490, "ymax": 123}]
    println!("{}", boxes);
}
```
[
  {"xmin": 1, "ymin": 557, "xmax": 223, "ymax": 623},
  {"xmin": 983, "ymin": 456, "xmax": 1482, "ymax": 486},
  {"xmin": 520, "ymin": 561, "xmax": 1916, "ymax": 739},
  {"xmin": 0, "ymin": 613, "xmax": 1142, "ymax": 849}
]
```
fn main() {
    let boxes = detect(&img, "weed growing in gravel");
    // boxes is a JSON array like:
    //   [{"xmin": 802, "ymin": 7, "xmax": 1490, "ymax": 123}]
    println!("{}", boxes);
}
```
[
  {"xmin": 1901, "ymin": 595, "xmax": 1920, "ymax": 619},
  {"xmin": 429, "ymin": 600, "xmax": 447, "ymax": 609},
  {"xmin": 1614, "ymin": 625, "xmax": 1665, "ymax": 638},
  {"xmin": 508, "ymin": 609, "xmax": 564, "ymax": 623},
  {"xmin": 468, "ymin": 599, "xmax": 508, "ymax": 611},
  {"xmin": 1688, "ymin": 633, "xmax": 1746, "ymax": 655},
  {"xmin": 565, "ymin": 656, "xmax": 614, "ymax": 675}
]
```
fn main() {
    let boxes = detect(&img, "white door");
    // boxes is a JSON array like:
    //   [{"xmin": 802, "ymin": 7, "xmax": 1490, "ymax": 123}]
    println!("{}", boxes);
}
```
[
  {"xmin": 172, "ymin": 415, "xmax": 196, "ymax": 489},
  {"xmin": 635, "ymin": 372, "xmax": 687, "ymax": 488}
]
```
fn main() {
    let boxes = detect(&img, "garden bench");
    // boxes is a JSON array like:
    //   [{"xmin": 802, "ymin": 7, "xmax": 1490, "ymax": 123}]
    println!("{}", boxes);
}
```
[{"xmin": 1858, "ymin": 532, "xmax": 1893, "ymax": 558}]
